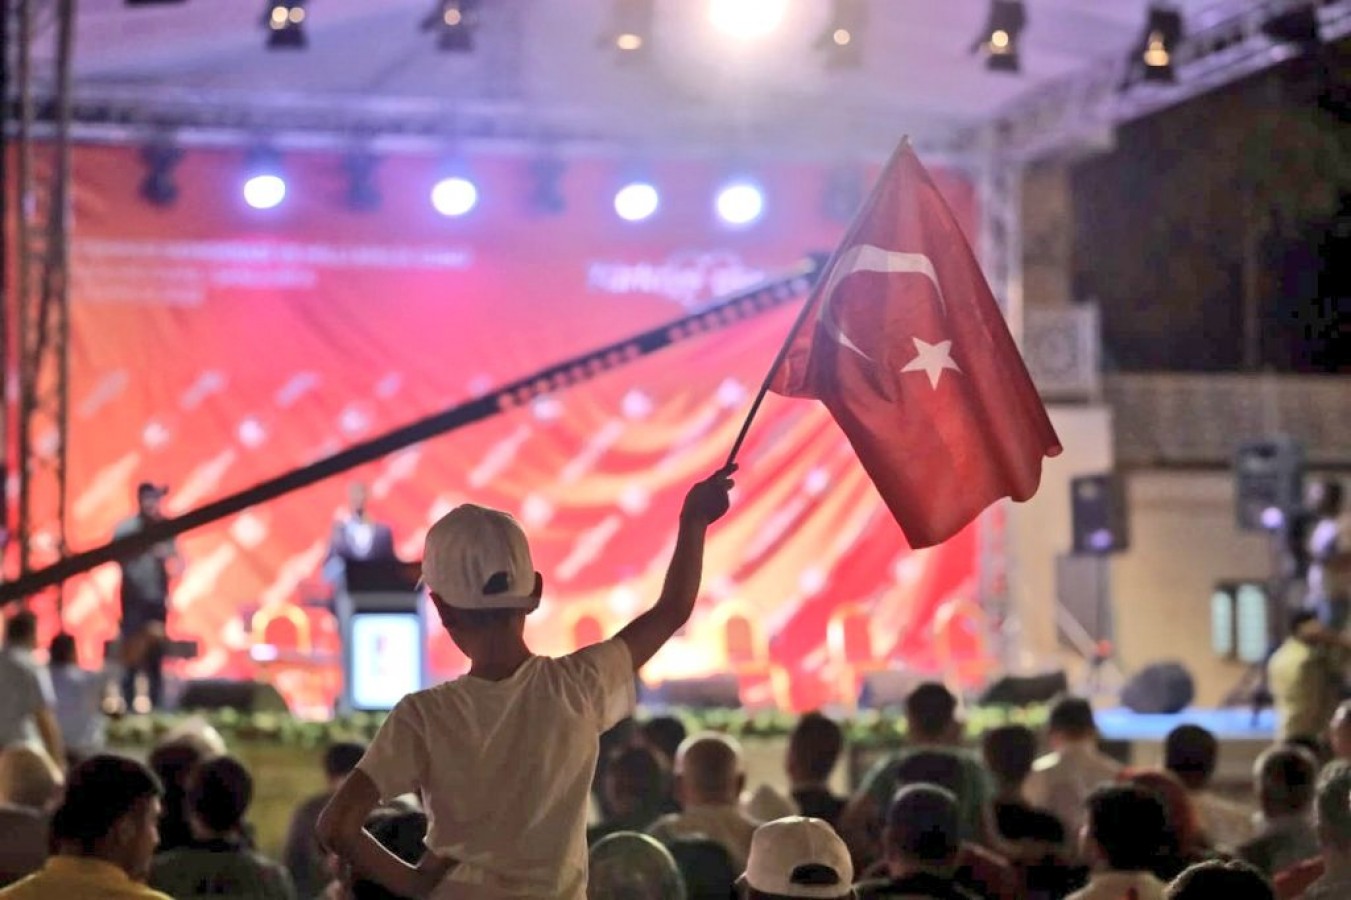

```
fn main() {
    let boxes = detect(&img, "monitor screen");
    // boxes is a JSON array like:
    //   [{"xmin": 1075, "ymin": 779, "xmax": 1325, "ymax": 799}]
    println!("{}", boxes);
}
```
[{"xmin": 349, "ymin": 613, "xmax": 422, "ymax": 711}]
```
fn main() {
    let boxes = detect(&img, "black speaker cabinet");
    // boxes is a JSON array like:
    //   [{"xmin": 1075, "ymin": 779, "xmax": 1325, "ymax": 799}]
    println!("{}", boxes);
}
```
[
  {"xmin": 1071, "ymin": 473, "xmax": 1129, "ymax": 555},
  {"xmin": 1234, "ymin": 438, "xmax": 1304, "ymax": 532}
]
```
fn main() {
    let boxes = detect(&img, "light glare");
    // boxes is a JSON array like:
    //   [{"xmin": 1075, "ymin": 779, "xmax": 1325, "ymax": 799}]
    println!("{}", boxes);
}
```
[
  {"xmin": 243, "ymin": 174, "xmax": 286, "ymax": 210},
  {"xmin": 431, "ymin": 176, "xmax": 478, "ymax": 217},
  {"xmin": 715, "ymin": 181, "xmax": 764, "ymax": 226},
  {"xmin": 708, "ymin": 0, "xmax": 789, "ymax": 39},
  {"xmin": 614, "ymin": 182, "xmax": 659, "ymax": 222}
]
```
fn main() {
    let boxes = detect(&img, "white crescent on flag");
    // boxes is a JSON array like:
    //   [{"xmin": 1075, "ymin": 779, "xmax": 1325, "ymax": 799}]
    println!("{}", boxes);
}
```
[{"xmin": 817, "ymin": 244, "xmax": 949, "ymax": 362}]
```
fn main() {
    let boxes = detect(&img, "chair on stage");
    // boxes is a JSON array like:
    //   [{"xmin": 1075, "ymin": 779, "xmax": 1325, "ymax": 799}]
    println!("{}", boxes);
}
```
[
  {"xmin": 827, "ymin": 602, "xmax": 891, "ymax": 710},
  {"xmin": 711, "ymin": 602, "xmax": 790, "ymax": 709}
]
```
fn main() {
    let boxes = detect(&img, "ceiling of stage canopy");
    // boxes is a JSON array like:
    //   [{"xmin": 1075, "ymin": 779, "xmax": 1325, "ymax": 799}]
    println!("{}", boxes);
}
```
[{"xmin": 48, "ymin": 0, "xmax": 1264, "ymax": 157}]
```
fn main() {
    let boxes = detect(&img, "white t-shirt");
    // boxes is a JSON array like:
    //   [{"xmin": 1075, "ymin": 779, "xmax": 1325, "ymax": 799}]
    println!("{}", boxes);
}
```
[{"xmin": 357, "ymin": 639, "xmax": 636, "ymax": 900}]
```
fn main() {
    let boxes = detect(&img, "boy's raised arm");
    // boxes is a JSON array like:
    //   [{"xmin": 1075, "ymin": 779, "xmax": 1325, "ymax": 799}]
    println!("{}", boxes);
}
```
[{"xmin": 617, "ymin": 466, "xmax": 735, "ymax": 670}]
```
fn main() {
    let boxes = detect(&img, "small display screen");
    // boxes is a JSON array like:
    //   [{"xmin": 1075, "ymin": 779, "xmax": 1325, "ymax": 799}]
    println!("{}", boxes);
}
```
[{"xmin": 349, "ymin": 613, "xmax": 421, "ymax": 711}]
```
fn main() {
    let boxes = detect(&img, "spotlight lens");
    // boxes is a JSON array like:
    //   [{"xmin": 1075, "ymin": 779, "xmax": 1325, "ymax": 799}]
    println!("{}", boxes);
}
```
[
  {"xmin": 990, "ymin": 29, "xmax": 1010, "ymax": 50},
  {"xmin": 444, "ymin": 8, "xmax": 462, "ymax": 25},
  {"xmin": 270, "ymin": 5, "xmax": 287, "ymax": 26},
  {"xmin": 715, "ymin": 181, "xmax": 764, "ymax": 226},
  {"xmin": 615, "ymin": 183, "xmax": 659, "ymax": 222},
  {"xmin": 289, "ymin": 6, "xmax": 304, "ymax": 23},
  {"xmin": 833, "ymin": 28, "xmax": 851, "ymax": 46},
  {"xmin": 431, "ymin": 176, "xmax": 478, "ymax": 217},
  {"xmin": 243, "ymin": 174, "xmax": 286, "ymax": 210},
  {"xmin": 616, "ymin": 32, "xmax": 643, "ymax": 51},
  {"xmin": 708, "ymin": 0, "xmax": 788, "ymax": 39}
]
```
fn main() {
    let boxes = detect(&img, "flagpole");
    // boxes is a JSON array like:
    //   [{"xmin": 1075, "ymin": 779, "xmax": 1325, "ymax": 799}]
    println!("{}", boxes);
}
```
[{"xmin": 723, "ymin": 136, "xmax": 912, "ymax": 472}]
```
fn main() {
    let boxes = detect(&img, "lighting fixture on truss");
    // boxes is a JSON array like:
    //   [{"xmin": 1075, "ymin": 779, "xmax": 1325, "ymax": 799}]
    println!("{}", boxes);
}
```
[
  {"xmin": 422, "ymin": 0, "xmax": 480, "ymax": 53},
  {"xmin": 262, "ymin": 0, "xmax": 307, "ymax": 50},
  {"xmin": 972, "ymin": 0, "xmax": 1026, "ymax": 74}
]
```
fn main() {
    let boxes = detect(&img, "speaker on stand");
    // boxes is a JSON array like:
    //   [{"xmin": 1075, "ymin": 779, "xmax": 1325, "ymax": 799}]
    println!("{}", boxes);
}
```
[{"xmin": 1062, "ymin": 473, "xmax": 1129, "ymax": 700}]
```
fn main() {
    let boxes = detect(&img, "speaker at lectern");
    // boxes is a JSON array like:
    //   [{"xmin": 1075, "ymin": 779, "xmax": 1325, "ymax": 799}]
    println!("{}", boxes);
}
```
[{"xmin": 337, "ymin": 559, "xmax": 426, "ymax": 715}]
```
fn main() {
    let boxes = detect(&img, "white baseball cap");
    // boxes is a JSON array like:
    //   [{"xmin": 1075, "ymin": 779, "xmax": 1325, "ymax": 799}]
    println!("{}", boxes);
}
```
[
  {"xmin": 742, "ymin": 817, "xmax": 853, "ymax": 899},
  {"xmin": 419, "ymin": 504, "xmax": 539, "ymax": 611}
]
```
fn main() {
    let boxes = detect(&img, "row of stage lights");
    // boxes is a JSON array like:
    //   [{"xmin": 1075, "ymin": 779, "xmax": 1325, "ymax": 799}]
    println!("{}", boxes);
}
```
[{"xmin": 149, "ymin": 149, "xmax": 775, "ymax": 226}]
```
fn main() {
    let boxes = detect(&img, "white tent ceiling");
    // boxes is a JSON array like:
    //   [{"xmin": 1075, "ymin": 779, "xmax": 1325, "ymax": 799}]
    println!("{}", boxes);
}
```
[{"xmin": 30, "ymin": 0, "xmax": 1330, "ymax": 159}]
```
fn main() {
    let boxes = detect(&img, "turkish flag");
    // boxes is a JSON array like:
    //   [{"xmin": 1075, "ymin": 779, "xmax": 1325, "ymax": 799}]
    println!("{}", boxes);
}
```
[{"xmin": 771, "ymin": 141, "xmax": 1061, "ymax": 548}]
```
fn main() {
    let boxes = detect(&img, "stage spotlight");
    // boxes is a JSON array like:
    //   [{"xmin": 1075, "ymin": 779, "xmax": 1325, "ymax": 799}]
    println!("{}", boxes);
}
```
[
  {"xmin": 344, "ymin": 153, "xmax": 381, "ymax": 212},
  {"xmin": 614, "ymin": 182, "xmax": 659, "ymax": 222},
  {"xmin": 1135, "ymin": 5, "xmax": 1183, "ymax": 83},
  {"xmin": 708, "ymin": 0, "xmax": 788, "ymax": 40},
  {"xmin": 422, "ymin": 0, "xmax": 479, "ymax": 53},
  {"xmin": 972, "ymin": 0, "xmax": 1025, "ymax": 73},
  {"xmin": 262, "ymin": 0, "xmax": 307, "ymax": 50},
  {"xmin": 243, "ymin": 149, "xmax": 286, "ymax": 210},
  {"xmin": 431, "ymin": 175, "xmax": 478, "ymax": 217},
  {"xmin": 604, "ymin": 0, "xmax": 654, "ymax": 56},
  {"xmin": 139, "ymin": 144, "xmax": 182, "ymax": 207},
  {"xmin": 715, "ymin": 180, "xmax": 764, "ymax": 227},
  {"xmin": 815, "ymin": 0, "xmax": 867, "ymax": 69}
]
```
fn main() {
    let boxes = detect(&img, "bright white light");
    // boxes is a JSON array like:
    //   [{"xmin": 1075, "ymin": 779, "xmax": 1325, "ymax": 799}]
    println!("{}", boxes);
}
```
[
  {"xmin": 614, "ymin": 182, "xmax": 659, "ymax": 222},
  {"xmin": 243, "ymin": 174, "xmax": 286, "ymax": 210},
  {"xmin": 708, "ymin": 0, "xmax": 788, "ymax": 39},
  {"xmin": 715, "ymin": 181, "xmax": 764, "ymax": 226},
  {"xmin": 431, "ymin": 177, "xmax": 478, "ymax": 217}
]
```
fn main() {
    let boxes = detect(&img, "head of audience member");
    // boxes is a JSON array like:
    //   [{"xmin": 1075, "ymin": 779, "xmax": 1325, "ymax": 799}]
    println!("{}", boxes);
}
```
[
  {"xmin": 588, "ymin": 831, "xmax": 686, "ymax": 900},
  {"xmin": 421, "ymin": 506, "xmax": 543, "ymax": 657},
  {"xmin": 3, "ymin": 609, "xmax": 38, "ymax": 651},
  {"xmin": 1164, "ymin": 724, "xmax": 1220, "ymax": 792},
  {"xmin": 1315, "ymin": 761, "xmax": 1351, "ymax": 864},
  {"xmin": 641, "ymin": 716, "xmax": 689, "ymax": 768},
  {"xmin": 187, "ymin": 755, "xmax": 252, "ymax": 841},
  {"xmin": 149, "ymin": 737, "xmax": 217, "ymax": 850},
  {"xmin": 322, "ymin": 742, "xmax": 366, "ymax": 791},
  {"xmin": 47, "ymin": 632, "xmax": 78, "ymax": 669},
  {"xmin": 882, "ymin": 785, "xmax": 962, "ymax": 878},
  {"xmin": 1329, "ymin": 702, "xmax": 1351, "ymax": 762},
  {"xmin": 0, "ymin": 744, "xmax": 64, "ymax": 811},
  {"xmin": 49, "ymin": 755, "xmax": 162, "ymax": 881},
  {"xmin": 1082, "ymin": 784, "xmax": 1168, "ymax": 874},
  {"xmin": 667, "ymin": 836, "xmax": 739, "ymax": 900},
  {"xmin": 739, "ymin": 817, "xmax": 854, "ymax": 900},
  {"xmin": 1120, "ymin": 768, "xmax": 1201, "ymax": 855},
  {"xmin": 982, "ymin": 724, "xmax": 1038, "ymax": 796},
  {"xmin": 1047, "ymin": 696, "xmax": 1098, "ymax": 751},
  {"xmin": 1254, "ymin": 744, "xmax": 1318, "ymax": 822},
  {"xmin": 1288, "ymin": 610, "xmax": 1326, "ymax": 647},
  {"xmin": 787, "ymin": 712, "xmax": 844, "ymax": 790},
  {"xmin": 675, "ymin": 734, "xmax": 744, "ymax": 810},
  {"xmin": 603, "ymin": 745, "xmax": 665, "ymax": 823},
  {"xmin": 349, "ymin": 810, "xmax": 429, "ymax": 900},
  {"xmin": 1310, "ymin": 479, "xmax": 1344, "ymax": 519},
  {"xmin": 1165, "ymin": 860, "xmax": 1274, "ymax": 900},
  {"xmin": 904, "ymin": 682, "xmax": 961, "ymax": 745}
]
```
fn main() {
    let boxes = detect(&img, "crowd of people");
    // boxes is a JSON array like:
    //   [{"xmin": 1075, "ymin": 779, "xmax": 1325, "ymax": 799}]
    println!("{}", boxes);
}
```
[{"xmin": 0, "ymin": 472, "xmax": 1347, "ymax": 899}]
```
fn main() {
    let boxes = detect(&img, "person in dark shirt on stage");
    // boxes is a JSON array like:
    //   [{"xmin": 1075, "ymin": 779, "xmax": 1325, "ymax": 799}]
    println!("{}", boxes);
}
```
[{"xmin": 114, "ymin": 482, "xmax": 182, "ymax": 713}]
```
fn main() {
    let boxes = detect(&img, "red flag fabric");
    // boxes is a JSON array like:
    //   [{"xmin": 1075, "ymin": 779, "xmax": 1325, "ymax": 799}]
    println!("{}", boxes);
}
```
[{"xmin": 771, "ymin": 141, "xmax": 1062, "ymax": 548}]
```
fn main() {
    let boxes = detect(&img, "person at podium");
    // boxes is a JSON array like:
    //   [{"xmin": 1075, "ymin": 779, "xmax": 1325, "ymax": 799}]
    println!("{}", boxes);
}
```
[{"xmin": 323, "ymin": 483, "xmax": 397, "ymax": 587}]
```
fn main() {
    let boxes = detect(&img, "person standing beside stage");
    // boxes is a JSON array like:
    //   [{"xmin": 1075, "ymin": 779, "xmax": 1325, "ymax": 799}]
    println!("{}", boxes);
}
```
[
  {"xmin": 114, "ymin": 482, "xmax": 183, "ymax": 713},
  {"xmin": 1307, "ymin": 479, "xmax": 1351, "ymax": 632}
]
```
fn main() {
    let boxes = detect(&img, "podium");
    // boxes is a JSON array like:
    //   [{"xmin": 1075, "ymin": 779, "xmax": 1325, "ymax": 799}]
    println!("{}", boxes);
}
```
[{"xmin": 336, "ymin": 559, "xmax": 426, "ymax": 714}]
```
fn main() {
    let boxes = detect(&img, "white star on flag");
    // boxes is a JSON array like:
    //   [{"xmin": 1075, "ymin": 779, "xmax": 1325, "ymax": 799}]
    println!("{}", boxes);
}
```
[{"xmin": 900, "ymin": 337, "xmax": 961, "ymax": 389}]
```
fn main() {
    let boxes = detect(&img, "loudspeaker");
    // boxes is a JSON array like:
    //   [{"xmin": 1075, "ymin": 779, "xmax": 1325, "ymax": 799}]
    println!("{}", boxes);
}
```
[
  {"xmin": 978, "ymin": 670, "xmax": 1070, "ymax": 707},
  {"xmin": 1120, "ymin": 662, "xmax": 1195, "ymax": 715},
  {"xmin": 1234, "ymin": 438, "xmax": 1304, "ymax": 532},
  {"xmin": 178, "ymin": 679, "xmax": 290, "ymax": 714},
  {"xmin": 1071, "ymin": 474, "xmax": 1129, "ymax": 554}
]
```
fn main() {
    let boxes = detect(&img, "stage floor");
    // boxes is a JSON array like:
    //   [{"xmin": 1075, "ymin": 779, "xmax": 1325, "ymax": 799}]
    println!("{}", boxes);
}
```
[{"xmin": 1095, "ymin": 706, "xmax": 1276, "ymax": 742}]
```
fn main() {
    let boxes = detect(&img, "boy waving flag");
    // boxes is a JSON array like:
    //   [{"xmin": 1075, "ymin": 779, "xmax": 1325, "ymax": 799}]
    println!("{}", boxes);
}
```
[{"xmin": 769, "ymin": 141, "xmax": 1061, "ymax": 548}]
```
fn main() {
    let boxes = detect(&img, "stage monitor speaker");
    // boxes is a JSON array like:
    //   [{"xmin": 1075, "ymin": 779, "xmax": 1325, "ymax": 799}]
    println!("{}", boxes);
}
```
[
  {"xmin": 1071, "ymin": 474, "xmax": 1129, "ymax": 554},
  {"xmin": 978, "ymin": 670, "xmax": 1070, "ymax": 707},
  {"xmin": 179, "ymin": 679, "xmax": 290, "ymax": 715},
  {"xmin": 1234, "ymin": 438, "xmax": 1304, "ymax": 532},
  {"xmin": 652, "ymin": 676, "xmax": 742, "ymax": 709},
  {"xmin": 1120, "ymin": 662, "xmax": 1195, "ymax": 715}
]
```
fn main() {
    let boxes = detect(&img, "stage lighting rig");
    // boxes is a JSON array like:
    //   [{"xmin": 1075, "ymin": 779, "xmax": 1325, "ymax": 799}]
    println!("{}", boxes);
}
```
[
  {"xmin": 815, "ymin": 0, "xmax": 867, "ymax": 69},
  {"xmin": 262, "ymin": 0, "xmax": 307, "ymax": 50},
  {"xmin": 1130, "ymin": 5, "xmax": 1184, "ymax": 85},
  {"xmin": 422, "ymin": 0, "xmax": 480, "ymax": 53},
  {"xmin": 972, "ymin": 1, "xmax": 1026, "ymax": 74},
  {"xmin": 603, "ymin": 0, "xmax": 654, "ymax": 57}
]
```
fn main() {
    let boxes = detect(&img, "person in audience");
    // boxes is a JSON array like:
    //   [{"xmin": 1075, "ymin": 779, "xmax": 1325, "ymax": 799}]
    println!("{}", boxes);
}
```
[
  {"xmin": 1236, "ymin": 744, "xmax": 1319, "ymax": 877},
  {"xmin": 1267, "ymin": 611, "xmax": 1342, "ymax": 745},
  {"xmin": 981, "ymin": 724, "xmax": 1065, "ymax": 847},
  {"xmin": 590, "ymin": 745, "xmax": 667, "ymax": 844},
  {"xmin": 639, "ymin": 715, "xmax": 688, "ymax": 816},
  {"xmin": 284, "ymin": 741, "xmax": 366, "ymax": 899},
  {"xmin": 666, "ymin": 837, "xmax": 739, "ymax": 900},
  {"xmin": 1118, "ymin": 768, "xmax": 1209, "ymax": 880},
  {"xmin": 1068, "ymin": 784, "xmax": 1169, "ymax": 900},
  {"xmin": 1270, "ymin": 762, "xmax": 1351, "ymax": 900},
  {"xmin": 0, "ymin": 746, "xmax": 64, "ymax": 887},
  {"xmin": 787, "ymin": 712, "xmax": 848, "ymax": 828},
  {"xmin": 317, "ymin": 471, "xmax": 735, "ymax": 899},
  {"xmin": 854, "ymin": 784, "xmax": 980, "ymax": 900},
  {"xmin": 739, "ymin": 816, "xmax": 853, "ymax": 900},
  {"xmin": 0, "ymin": 754, "xmax": 169, "ymax": 899},
  {"xmin": 588, "ymin": 831, "xmax": 686, "ymax": 900},
  {"xmin": 840, "ymin": 682, "xmax": 992, "ymax": 866},
  {"xmin": 149, "ymin": 737, "xmax": 218, "ymax": 852},
  {"xmin": 1024, "ymin": 697, "xmax": 1121, "ymax": 845},
  {"xmin": 1164, "ymin": 723, "xmax": 1253, "ymax": 850},
  {"xmin": 1306, "ymin": 478, "xmax": 1350, "ymax": 632},
  {"xmin": 1165, "ymin": 860, "xmax": 1274, "ymax": 900},
  {"xmin": 649, "ymin": 732, "xmax": 761, "ymax": 869},
  {"xmin": 47, "ymin": 632, "xmax": 108, "ymax": 764},
  {"xmin": 1327, "ymin": 701, "xmax": 1351, "ymax": 764},
  {"xmin": 150, "ymin": 755, "xmax": 294, "ymax": 899},
  {"xmin": 0, "ymin": 611, "xmax": 64, "ymax": 766}
]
